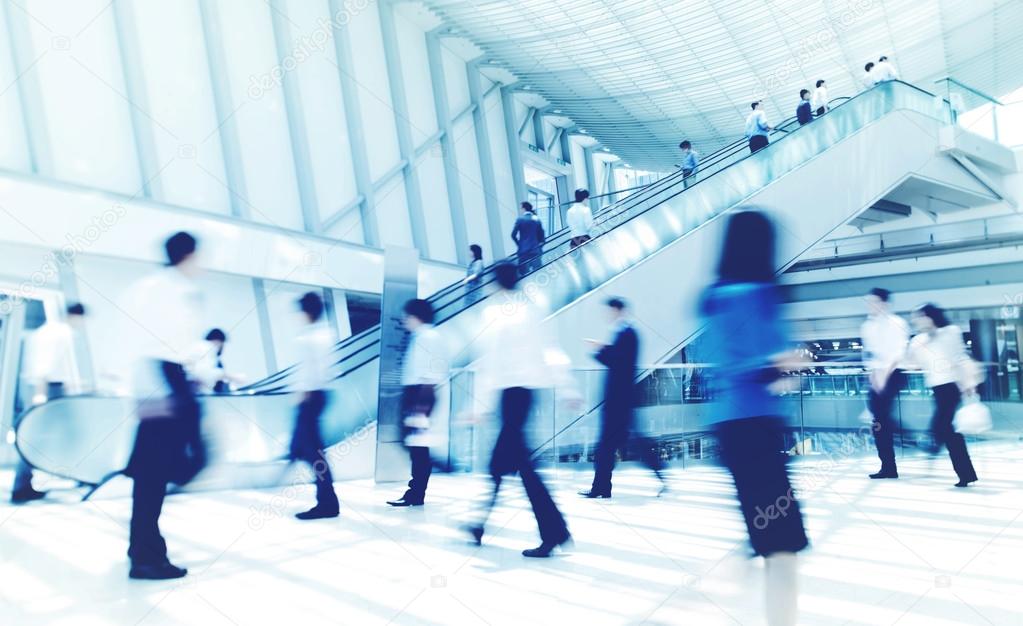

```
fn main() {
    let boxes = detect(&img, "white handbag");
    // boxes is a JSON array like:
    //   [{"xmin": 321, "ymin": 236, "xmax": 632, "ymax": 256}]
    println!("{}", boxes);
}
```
[{"xmin": 954, "ymin": 397, "xmax": 992, "ymax": 435}]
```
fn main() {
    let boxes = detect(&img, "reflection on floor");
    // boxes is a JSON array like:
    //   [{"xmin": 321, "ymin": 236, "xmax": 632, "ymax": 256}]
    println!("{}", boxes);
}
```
[{"xmin": 1, "ymin": 444, "xmax": 1022, "ymax": 625}]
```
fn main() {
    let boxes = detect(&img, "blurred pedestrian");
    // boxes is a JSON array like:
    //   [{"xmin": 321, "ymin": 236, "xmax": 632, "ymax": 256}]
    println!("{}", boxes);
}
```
[
  {"xmin": 860, "ymin": 288, "xmax": 908, "ymax": 479},
  {"xmin": 387, "ymin": 299, "xmax": 449, "ymax": 507},
  {"xmin": 579, "ymin": 297, "xmax": 667, "ymax": 499},
  {"xmin": 124, "ymin": 232, "xmax": 207, "ymax": 580},
  {"xmin": 700, "ymin": 210, "xmax": 807, "ymax": 625},
  {"xmin": 465, "ymin": 261, "xmax": 578, "ymax": 558},
  {"xmin": 905, "ymin": 304, "xmax": 979, "ymax": 488},
  {"xmin": 289, "ymin": 292, "xmax": 341, "ymax": 520},
  {"xmin": 11, "ymin": 302, "xmax": 87, "ymax": 504}
]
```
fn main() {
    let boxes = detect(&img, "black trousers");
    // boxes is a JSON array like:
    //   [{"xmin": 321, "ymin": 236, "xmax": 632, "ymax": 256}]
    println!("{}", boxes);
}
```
[
  {"xmin": 681, "ymin": 168, "xmax": 695, "ymax": 189},
  {"xmin": 591, "ymin": 405, "xmax": 663, "ymax": 495},
  {"xmin": 869, "ymin": 370, "xmax": 904, "ymax": 472},
  {"xmin": 931, "ymin": 384, "xmax": 978, "ymax": 482},
  {"xmin": 715, "ymin": 416, "xmax": 808, "ymax": 557},
  {"xmin": 400, "ymin": 384, "xmax": 436, "ymax": 503},
  {"xmin": 749, "ymin": 135, "xmax": 769, "ymax": 154},
  {"xmin": 290, "ymin": 390, "xmax": 339, "ymax": 509},
  {"xmin": 127, "ymin": 362, "xmax": 204, "ymax": 567},
  {"xmin": 479, "ymin": 388, "xmax": 569, "ymax": 544}
]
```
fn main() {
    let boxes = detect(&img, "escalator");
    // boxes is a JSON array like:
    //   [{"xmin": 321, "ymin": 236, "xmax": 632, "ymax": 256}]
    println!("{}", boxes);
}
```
[{"xmin": 16, "ymin": 80, "xmax": 1010, "ymax": 488}]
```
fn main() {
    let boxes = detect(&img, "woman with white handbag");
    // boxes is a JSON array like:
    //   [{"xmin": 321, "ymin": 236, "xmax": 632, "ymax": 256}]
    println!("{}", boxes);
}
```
[{"xmin": 906, "ymin": 304, "xmax": 979, "ymax": 488}]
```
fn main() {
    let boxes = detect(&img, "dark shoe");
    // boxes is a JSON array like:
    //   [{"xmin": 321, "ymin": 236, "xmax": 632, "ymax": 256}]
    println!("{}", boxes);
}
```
[
  {"xmin": 522, "ymin": 535, "xmax": 573, "ymax": 558},
  {"xmin": 954, "ymin": 478, "xmax": 978, "ymax": 488},
  {"xmin": 464, "ymin": 525, "xmax": 484, "ymax": 546},
  {"xmin": 386, "ymin": 497, "xmax": 424, "ymax": 507},
  {"xmin": 869, "ymin": 470, "xmax": 898, "ymax": 479},
  {"xmin": 578, "ymin": 490, "xmax": 610, "ymax": 499},
  {"xmin": 295, "ymin": 505, "xmax": 340, "ymax": 520},
  {"xmin": 10, "ymin": 487, "xmax": 46, "ymax": 504},
  {"xmin": 129, "ymin": 562, "xmax": 188, "ymax": 580}
]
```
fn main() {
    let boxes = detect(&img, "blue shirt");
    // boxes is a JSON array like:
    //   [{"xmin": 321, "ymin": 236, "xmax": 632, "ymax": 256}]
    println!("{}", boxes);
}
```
[
  {"xmin": 699, "ymin": 281, "xmax": 788, "ymax": 424},
  {"xmin": 745, "ymin": 110, "xmax": 769, "ymax": 138},
  {"xmin": 681, "ymin": 149, "xmax": 700, "ymax": 172}
]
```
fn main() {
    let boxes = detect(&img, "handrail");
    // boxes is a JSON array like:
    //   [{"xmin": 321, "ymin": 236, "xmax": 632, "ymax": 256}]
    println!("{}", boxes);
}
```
[{"xmin": 934, "ymin": 76, "xmax": 1003, "ymax": 106}]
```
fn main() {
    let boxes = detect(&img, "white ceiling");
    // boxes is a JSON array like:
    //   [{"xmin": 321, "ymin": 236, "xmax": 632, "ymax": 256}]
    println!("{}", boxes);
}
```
[{"xmin": 422, "ymin": 0, "xmax": 1023, "ymax": 170}]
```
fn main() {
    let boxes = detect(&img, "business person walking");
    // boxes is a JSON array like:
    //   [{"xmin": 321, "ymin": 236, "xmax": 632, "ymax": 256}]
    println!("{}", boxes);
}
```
[{"xmin": 579, "ymin": 298, "xmax": 666, "ymax": 499}]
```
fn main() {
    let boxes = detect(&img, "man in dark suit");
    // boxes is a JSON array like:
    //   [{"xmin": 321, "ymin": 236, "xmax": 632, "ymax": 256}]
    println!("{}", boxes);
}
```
[
  {"xmin": 511, "ymin": 201, "xmax": 545, "ymax": 276},
  {"xmin": 580, "ymin": 297, "xmax": 667, "ymax": 498}
]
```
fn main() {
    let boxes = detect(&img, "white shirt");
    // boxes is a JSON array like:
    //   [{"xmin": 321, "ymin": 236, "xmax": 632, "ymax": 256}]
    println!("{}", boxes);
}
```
[
  {"xmin": 860, "ymin": 312, "xmax": 909, "ymax": 372},
  {"xmin": 473, "ymin": 291, "xmax": 578, "ymax": 411},
  {"xmin": 863, "ymin": 70, "xmax": 877, "ymax": 89},
  {"xmin": 127, "ymin": 268, "xmax": 205, "ymax": 366},
  {"xmin": 24, "ymin": 321, "xmax": 76, "ymax": 389},
  {"xmin": 402, "ymin": 324, "xmax": 449, "ymax": 386},
  {"xmin": 295, "ymin": 324, "xmax": 336, "ymax": 392},
  {"xmin": 811, "ymin": 85, "xmax": 828, "ymax": 111},
  {"xmin": 124, "ymin": 268, "xmax": 206, "ymax": 397},
  {"xmin": 873, "ymin": 60, "xmax": 898, "ymax": 82},
  {"xmin": 906, "ymin": 325, "xmax": 969, "ymax": 388},
  {"xmin": 566, "ymin": 202, "xmax": 594, "ymax": 238}
]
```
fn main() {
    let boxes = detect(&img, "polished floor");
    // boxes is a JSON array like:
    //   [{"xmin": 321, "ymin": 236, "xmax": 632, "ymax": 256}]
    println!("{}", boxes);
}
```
[{"xmin": 1, "ymin": 444, "xmax": 1022, "ymax": 625}]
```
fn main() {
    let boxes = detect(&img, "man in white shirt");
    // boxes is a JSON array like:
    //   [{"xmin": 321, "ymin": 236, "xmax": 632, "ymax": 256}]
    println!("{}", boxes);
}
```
[
  {"xmin": 745, "ymin": 101, "xmax": 772, "ymax": 153},
  {"xmin": 812, "ymin": 79, "xmax": 829, "ymax": 115},
  {"xmin": 873, "ymin": 56, "xmax": 898, "ymax": 82},
  {"xmin": 289, "ymin": 291, "xmax": 341, "ymax": 520},
  {"xmin": 566, "ymin": 188, "xmax": 594, "ymax": 249},
  {"xmin": 860, "ymin": 287, "xmax": 909, "ymax": 479},
  {"xmin": 124, "ymin": 232, "xmax": 206, "ymax": 580},
  {"xmin": 387, "ymin": 299, "xmax": 449, "ymax": 507},
  {"xmin": 11, "ymin": 302, "xmax": 86, "ymax": 504},
  {"xmin": 465, "ymin": 261, "xmax": 579, "ymax": 558}
]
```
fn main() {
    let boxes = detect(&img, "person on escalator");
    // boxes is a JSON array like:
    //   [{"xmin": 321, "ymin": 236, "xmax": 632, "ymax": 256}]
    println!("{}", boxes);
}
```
[
  {"xmin": 195, "ymin": 328, "xmax": 244, "ymax": 393},
  {"xmin": 812, "ymin": 80, "xmax": 829, "ymax": 116},
  {"xmin": 289, "ymin": 291, "xmax": 341, "ymax": 520},
  {"xmin": 873, "ymin": 55, "xmax": 899, "ymax": 82},
  {"xmin": 578, "ymin": 297, "xmax": 667, "ymax": 499},
  {"xmin": 123, "ymin": 232, "xmax": 208, "ymax": 581},
  {"xmin": 862, "ymin": 62, "xmax": 877, "ymax": 89},
  {"xmin": 511, "ymin": 201, "xmax": 545, "ymax": 276},
  {"xmin": 387, "ymin": 299, "xmax": 450, "ymax": 507},
  {"xmin": 566, "ymin": 188, "xmax": 594, "ymax": 248},
  {"xmin": 745, "ymin": 101, "xmax": 772, "ymax": 154},
  {"xmin": 679, "ymin": 140, "xmax": 700, "ymax": 189},
  {"xmin": 11, "ymin": 302, "xmax": 87, "ymax": 504},
  {"xmin": 796, "ymin": 89, "xmax": 813, "ymax": 126}
]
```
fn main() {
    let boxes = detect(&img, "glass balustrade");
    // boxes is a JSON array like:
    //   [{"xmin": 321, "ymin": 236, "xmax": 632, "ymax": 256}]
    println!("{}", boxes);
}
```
[{"xmin": 447, "ymin": 366, "xmax": 1022, "ymax": 476}]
